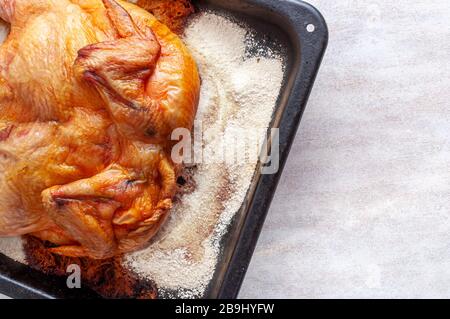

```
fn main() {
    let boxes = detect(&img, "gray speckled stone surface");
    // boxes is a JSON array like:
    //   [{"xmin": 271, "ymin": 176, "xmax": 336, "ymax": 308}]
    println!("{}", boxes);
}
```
[{"xmin": 239, "ymin": 0, "xmax": 450, "ymax": 298}]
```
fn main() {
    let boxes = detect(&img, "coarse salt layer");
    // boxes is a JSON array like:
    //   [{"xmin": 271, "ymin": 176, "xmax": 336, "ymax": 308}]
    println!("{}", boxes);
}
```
[{"xmin": 124, "ymin": 12, "xmax": 284, "ymax": 298}]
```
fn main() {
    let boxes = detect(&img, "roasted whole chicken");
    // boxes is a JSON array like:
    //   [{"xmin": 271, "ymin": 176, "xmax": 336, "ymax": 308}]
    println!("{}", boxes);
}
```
[{"xmin": 0, "ymin": 0, "xmax": 199, "ymax": 259}]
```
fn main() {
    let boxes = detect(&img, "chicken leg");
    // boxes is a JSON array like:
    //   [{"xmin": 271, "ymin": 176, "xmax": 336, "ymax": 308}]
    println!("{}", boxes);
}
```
[
  {"xmin": 43, "ymin": 156, "xmax": 176, "ymax": 259},
  {"xmin": 75, "ymin": 0, "xmax": 163, "ymax": 141}
]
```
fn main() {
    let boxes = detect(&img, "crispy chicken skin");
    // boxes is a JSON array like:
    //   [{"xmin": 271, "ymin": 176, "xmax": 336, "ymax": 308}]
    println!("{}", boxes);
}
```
[
  {"xmin": 137, "ymin": 0, "xmax": 194, "ymax": 34},
  {"xmin": 0, "ymin": 0, "xmax": 200, "ymax": 259}
]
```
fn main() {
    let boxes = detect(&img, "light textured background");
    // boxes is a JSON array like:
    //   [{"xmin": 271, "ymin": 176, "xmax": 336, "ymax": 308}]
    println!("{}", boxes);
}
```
[
  {"xmin": 239, "ymin": 0, "xmax": 450, "ymax": 298},
  {"xmin": 1, "ymin": 0, "xmax": 449, "ymax": 299}
]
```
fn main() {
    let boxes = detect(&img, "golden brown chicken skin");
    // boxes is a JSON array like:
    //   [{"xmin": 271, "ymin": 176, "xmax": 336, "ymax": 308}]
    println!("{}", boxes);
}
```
[{"xmin": 0, "ymin": 0, "xmax": 200, "ymax": 259}]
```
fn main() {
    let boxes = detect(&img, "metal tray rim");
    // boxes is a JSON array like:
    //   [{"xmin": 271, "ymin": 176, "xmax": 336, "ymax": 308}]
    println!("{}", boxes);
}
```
[{"xmin": 215, "ymin": 0, "xmax": 328, "ymax": 299}]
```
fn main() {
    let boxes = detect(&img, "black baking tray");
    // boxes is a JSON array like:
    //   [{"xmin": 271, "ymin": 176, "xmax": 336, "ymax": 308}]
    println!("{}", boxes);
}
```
[{"xmin": 0, "ymin": 0, "xmax": 327, "ymax": 299}]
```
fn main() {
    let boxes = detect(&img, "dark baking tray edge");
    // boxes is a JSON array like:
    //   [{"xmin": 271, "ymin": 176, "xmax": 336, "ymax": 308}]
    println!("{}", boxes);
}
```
[
  {"xmin": 214, "ymin": 0, "xmax": 328, "ymax": 299},
  {"xmin": 0, "ymin": 0, "xmax": 328, "ymax": 299}
]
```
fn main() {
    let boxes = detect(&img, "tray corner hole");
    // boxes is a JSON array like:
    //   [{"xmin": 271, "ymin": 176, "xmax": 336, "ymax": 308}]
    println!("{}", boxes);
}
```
[{"xmin": 306, "ymin": 23, "xmax": 315, "ymax": 33}]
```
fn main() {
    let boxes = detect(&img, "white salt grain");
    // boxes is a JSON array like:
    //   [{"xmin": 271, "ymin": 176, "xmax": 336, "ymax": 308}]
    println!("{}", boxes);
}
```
[
  {"xmin": 124, "ymin": 12, "xmax": 284, "ymax": 298},
  {"xmin": 0, "ymin": 237, "xmax": 26, "ymax": 264}
]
